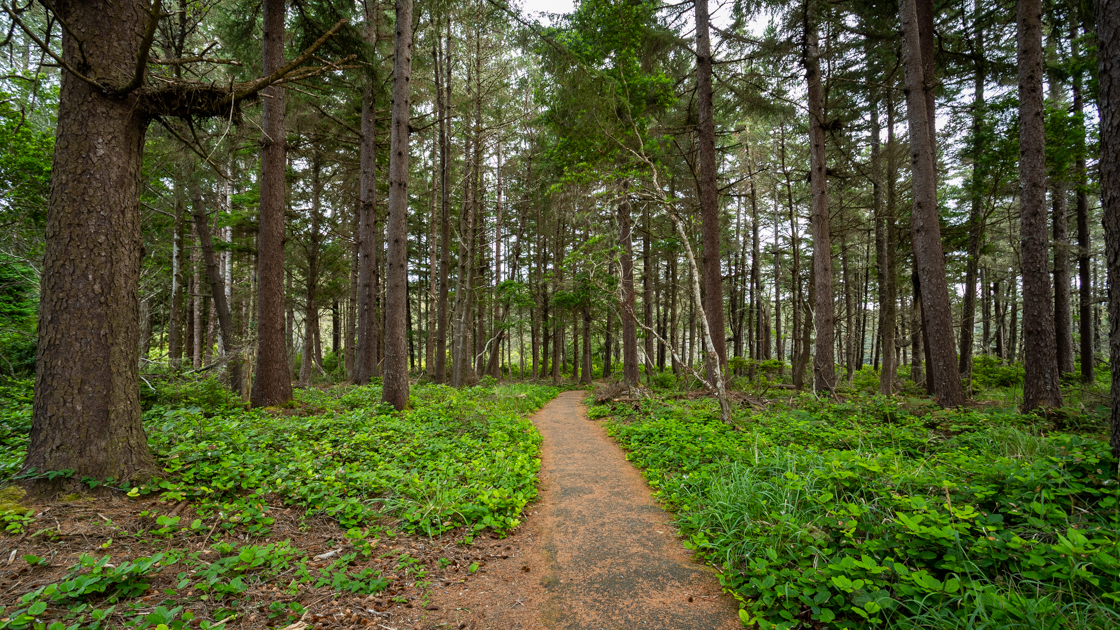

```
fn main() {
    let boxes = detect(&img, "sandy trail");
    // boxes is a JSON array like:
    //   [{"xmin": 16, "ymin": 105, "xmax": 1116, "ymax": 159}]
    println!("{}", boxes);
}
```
[{"xmin": 425, "ymin": 390, "xmax": 739, "ymax": 630}]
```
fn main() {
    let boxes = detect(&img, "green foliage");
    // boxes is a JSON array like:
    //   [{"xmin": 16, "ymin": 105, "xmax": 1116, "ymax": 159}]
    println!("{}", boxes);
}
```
[
  {"xmin": 971, "ymin": 355, "xmax": 1026, "ymax": 390},
  {"xmin": 595, "ymin": 395, "xmax": 1120, "ymax": 629}
]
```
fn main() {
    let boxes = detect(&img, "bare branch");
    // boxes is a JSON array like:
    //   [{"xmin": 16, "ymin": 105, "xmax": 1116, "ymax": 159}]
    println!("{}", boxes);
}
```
[{"xmin": 2, "ymin": 2, "xmax": 102, "ymax": 92}]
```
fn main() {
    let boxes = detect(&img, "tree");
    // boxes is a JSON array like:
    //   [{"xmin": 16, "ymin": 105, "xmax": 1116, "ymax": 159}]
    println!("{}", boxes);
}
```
[
  {"xmin": 898, "ymin": 0, "xmax": 965, "ymax": 408},
  {"xmin": 382, "ymin": 0, "xmax": 413, "ymax": 410},
  {"xmin": 694, "ymin": 0, "xmax": 727, "ymax": 376},
  {"xmin": 803, "ymin": 0, "xmax": 835, "ymax": 393},
  {"xmin": 249, "ymin": 0, "xmax": 293, "ymax": 406},
  {"xmin": 1096, "ymin": 0, "xmax": 1120, "ymax": 455},
  {"xmin": 1017, "ymin": 0, "xmax": 1062, "ymax": 410},
  {"xmin": 354, "ymin": 0, "xmax": 380, "ymax": 386},
  {"xmin": 21, "ymin": 0, "xmax": 158, "ymax": 483}
]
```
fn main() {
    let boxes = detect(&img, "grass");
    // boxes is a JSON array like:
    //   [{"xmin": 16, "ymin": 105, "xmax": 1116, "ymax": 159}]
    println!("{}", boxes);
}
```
[{"xmin": 590, "ymin": 388, "xmax": 1120, "ymax": 630}]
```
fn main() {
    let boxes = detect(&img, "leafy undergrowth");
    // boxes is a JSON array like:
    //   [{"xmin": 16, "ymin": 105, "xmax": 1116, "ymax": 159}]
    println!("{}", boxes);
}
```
[
  {"xmin": 0, "ymin": 379, "xmax": 558, "ymax": 630},
  {"xmin": 591, "ymin": 393, "xmax": 1120, "ymax": 630}
]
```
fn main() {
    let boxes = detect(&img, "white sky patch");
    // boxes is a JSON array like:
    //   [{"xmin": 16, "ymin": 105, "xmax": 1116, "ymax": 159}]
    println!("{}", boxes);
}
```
[{"xmin": 519, "ymin": 0, "xmax": 574, "ymax": 24}]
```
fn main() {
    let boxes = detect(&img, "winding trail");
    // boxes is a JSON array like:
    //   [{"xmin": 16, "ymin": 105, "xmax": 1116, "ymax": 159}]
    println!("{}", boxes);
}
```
[{"xmin": 427, "ymin": 390, "xmax": 738, "ymax": 630}]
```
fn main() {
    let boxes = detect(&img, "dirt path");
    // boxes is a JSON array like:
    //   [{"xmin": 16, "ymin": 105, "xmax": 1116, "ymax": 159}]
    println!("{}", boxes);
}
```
[{"xmin": 425, "ymin": 390, "xmax": 739, "ymax": 630}]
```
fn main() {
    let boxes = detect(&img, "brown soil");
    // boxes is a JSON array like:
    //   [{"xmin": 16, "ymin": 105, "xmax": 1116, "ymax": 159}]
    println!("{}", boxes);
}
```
[{"xmin": 421, "ymin": 390, "xmax": 739, "ymax": 630}]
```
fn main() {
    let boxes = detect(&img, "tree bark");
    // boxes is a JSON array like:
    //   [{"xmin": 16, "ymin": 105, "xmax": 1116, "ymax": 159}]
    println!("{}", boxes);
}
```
[
  {"xmin": 1050, "ymin": 47, "xmax": 1075, "ymax": 376},
  {"xmin": 354, "ymin": 3, "xmax": 380, "ymax": 386},
  {"xmin": 899, "ymin": 0, "xmax": 966, "ymax": 407},
  {"xmin": 434, "ymin": 21, "xmax": 452, "ymax": 383},
  {"xmin": 959, "ymin": 5, "xmax": 985, "ymax": 381},
  {"xmin": 191, "ymin": 196, "xmax": 243, "ymax": 392},
  {"xmin": 1018, "ymin": 0, "xmax": 1063, "ymax": 410},
  {"xmin": 695, "ymin": 0, "xmax": 727, "ymax": 375},
  {"xmin": 250, "ymin": 0, "xmax": 293, "ymax": 407},
  {"xmin": 618, "ymin": 184, "xmax": 639, "ymax": 386},
  {"xmin": 24, "ymin": 0, "xmax": 156, "ymax": 483},
  {"xmin": 382, "ymin": 0, "xmax": 413, "ymax": 410},
  {"xmin": 1073, "ymin": 24, "xmax": 1094, "ymax": 383},
  {"xmin": 804, "ymin": 1, "xmax": 836, "ymax": 393},
  {"xmin": 1095, "ymin": 0, "xmax": 1120, "ymax": 455}
]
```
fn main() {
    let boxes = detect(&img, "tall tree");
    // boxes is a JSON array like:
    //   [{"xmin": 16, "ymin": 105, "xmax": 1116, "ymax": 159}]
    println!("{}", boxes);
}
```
[
  {"xmin": 354, "ymin": 0, "xmax": 380, "ymax": 385},
  {"xmin": 382, "ymin": 0, "xmax": 413, "ymax": 410},
  {"xmin": 22, "ymin": 0, "xmax": 158, "ymax": 482},
  {"xmin": 618, "ymin": 184, "xmax": 639, "ymax": 386},
  {"xmin": 803, "ymin": 0, "xmax": 835, "ymax": 392},
  {"xmin": 694, "ymin": 0, "xmax": 727, "ymax": 375},
  {"xmin": 1073, "ymin": 23, "xmax": 1093, "ymax": 383},
  {"xmin": 898, "ymin": 0, "xmax": 965, "ymax": 407},
  {"xmin": 1096, "ymin": 0, "xmax": 1120, "ymax": 455},
  {"xmin": 250, "ymin": 0, "xmax": 293, "ymax": 407},
  {"xmin": 1017, "ymin": 0, "xmax": 1062, "ymax": 410}
]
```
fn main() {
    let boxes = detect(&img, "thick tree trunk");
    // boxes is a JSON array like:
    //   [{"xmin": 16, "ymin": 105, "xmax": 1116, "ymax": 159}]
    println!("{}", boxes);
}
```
[
  {"xmin": 1018, "ymin": 0, "xmax": 1063, "ymax": 410},
  {"xmin": 382, "ymin": 0, "xmax": 413, "ymax": 410},
  {"xmin": 25, "ymin": 0, "xmax": 156, "ymax": 483},
  {"xmin": 1095, "ymin": 0, "xmax": 1120, "ymax": 455},
  {"xmin": 695, "ymin": 0, "xmax": 727, "ymax": 375},
  {"xmin": 250, "ymin": 0, "xmax": 292, "ymax": 406},
  {"xmin": 804, "ymin": 4, "xmax": 836, "ymax": 393},
  {"xmin": 899, "ymin": 0, "xmax": 965, "ymax": 407},
  {"xmin": 618, "ymin": 184, "xmax": 639, "ymax": 385}
]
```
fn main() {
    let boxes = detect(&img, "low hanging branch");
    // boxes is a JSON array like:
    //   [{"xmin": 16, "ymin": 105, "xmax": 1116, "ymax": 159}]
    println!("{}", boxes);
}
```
[{"xmin": 2, "ymin": 2, "xmax": 351, "ymax": 119}]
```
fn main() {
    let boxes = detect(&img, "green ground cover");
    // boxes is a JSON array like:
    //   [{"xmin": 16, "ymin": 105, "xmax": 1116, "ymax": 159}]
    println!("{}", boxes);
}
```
[
  {"xmin": 0, "ymin": 379, "xmax": 559, "ymax": 629},
  {"xmin": 592, "ymin": 391, "xmax": 1120, "ymax": 630}
]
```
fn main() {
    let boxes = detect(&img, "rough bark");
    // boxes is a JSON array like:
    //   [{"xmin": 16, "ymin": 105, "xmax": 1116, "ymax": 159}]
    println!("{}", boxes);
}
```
[
  {"xmin": 695, "ymin": 0, "xmax": 727, "ymax": 374},
  {"xmin": 1018, "ymin": 0, "xmax": 1063, "ymax": 410},
  {"xmin": 1095, "ymin": 0, "xmax": 1120, "ymax": 455},
  {"xmin": 24, "ymin": 0, "xmax": 157, "ymax": 484},
  {"xmin": 382, "ymin": 0, "xmax": 413, "ymax": 410},
  {"xmin": 899, "ymin": 0, "xmax": 966, "ymax": 407},
  {"xmin": 804, "ymin": 2, "xmax": 836, "ymax": 393},
  {"xmin": 168, "ymin": 190, "xmax": 185, "ymax": 368},
  {"xmin": 250, "ymin": 0, "xmax": 292, "ymax": 407},
  {"xmin": 1050, "ymin": 51, "xmax": 1075, "ymax": 376}
]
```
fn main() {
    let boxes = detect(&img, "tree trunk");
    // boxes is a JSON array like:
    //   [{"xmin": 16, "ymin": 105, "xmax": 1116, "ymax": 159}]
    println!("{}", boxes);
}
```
[
  {"xmin": 1050, "ymin": 50, "xmax": 1075, "ymax": 376},
  {"xmin": 250, "ymin": 0, "xmax": 293, "ymax": 406},
  {"xmin": 24, "ymin": 0, "xmax": 156, "ymax": 484},
  {"xmin": 1073, "ymin": 25, "xmax": 1094, "ymax": 383},
  {"xmin": 804, "ymin": 3, "xmax": 836, "ymax": 393},
  {"xmin": 959, "ymin": 7, "xmax": 985, "ymax": 381},
  {"xmin": 899, "ymin": 0, "xmax": 965, "ymax": 407},
  {"xmin": 169, "ymin": 190, "xmax": 185, "ymax": 368},
  {"xmin": 192, "ymin": 199, "xmax": 243, "ymax": 392},
  {"xmin": 870, "ymin": 65, "xmax": 895, "ymax": 394},
  {"xmin": 695, "ymin": 0, "xmax": 727, "ymax": 375},
  {"xmin": 382, "ymin": 0, "xmax": 413, "ymax": 409},
  {"xmin": 433, "ymin": 23, "xmax": 452, "ymax": 383},
  {"xmin": 1018, "ymin": 0, "xmax": 1063, "ymax": 410},
  {"xmin": 354, "ymin": 5, "xmax": 380, "ymax": 386},
  {"xmin": 619, "ymin": 184, "xmax": 639, "ymax": 385},
  {"xmin": 1095, "ymin": 0, "xmax": 1120, "ymax": 455}
]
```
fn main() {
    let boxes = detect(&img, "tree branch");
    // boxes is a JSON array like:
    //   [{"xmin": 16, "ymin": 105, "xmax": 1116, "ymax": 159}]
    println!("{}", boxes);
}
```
[{"xmin": 115, "ymin": 0, "xmax": 161, "ymax": 96}]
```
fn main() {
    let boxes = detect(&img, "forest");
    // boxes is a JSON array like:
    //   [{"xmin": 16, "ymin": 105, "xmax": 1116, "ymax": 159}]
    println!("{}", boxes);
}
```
[{"xmin": 1, "ymin": 0, "xmax": 1120, "ymax": 627}]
